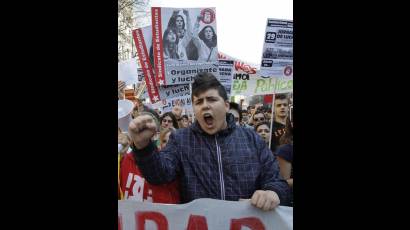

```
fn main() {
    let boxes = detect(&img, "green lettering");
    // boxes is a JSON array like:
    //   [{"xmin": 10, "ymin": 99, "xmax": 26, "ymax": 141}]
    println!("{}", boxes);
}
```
[{"xmin": 255, "ymin": 79, "xmax": 266, "ymax": 93}]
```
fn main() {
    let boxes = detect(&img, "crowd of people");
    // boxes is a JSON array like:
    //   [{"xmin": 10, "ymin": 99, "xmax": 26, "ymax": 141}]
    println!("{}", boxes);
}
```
[{"xmin": 118, "ymin": 72, "xmax": 293, "ymax": 209}]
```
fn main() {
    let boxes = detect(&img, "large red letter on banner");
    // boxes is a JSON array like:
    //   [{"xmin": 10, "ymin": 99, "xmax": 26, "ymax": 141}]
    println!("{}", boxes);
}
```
[
  {"xmin": 230, "ymin": 217, "xmax": 265, "ymax": 230},
  {"xmin": 135, "ymin": 211, "xmax": 168, "ymax": 230},
  {"xmin": 186, "ymin": 214, "xmax": 208, "ymax": 230}
]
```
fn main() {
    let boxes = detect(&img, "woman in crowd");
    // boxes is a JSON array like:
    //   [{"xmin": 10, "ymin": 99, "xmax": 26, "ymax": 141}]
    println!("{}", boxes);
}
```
[
  {"xmin": 160, "ymin": 112, "xmax": 179, "ymax": 130},
  {"xmin": 254, "ymin": 122, "xmax": 271, "ymax": 145}
]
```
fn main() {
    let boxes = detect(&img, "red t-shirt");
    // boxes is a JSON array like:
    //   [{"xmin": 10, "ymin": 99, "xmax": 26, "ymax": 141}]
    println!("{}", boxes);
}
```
[{"xmin": 120, "ymin": 152, "xmax": 180, "ymax": 204}]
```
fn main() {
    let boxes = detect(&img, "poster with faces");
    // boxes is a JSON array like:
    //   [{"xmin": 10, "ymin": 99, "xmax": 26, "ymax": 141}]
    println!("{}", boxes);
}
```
[{"xmin": 151, "ymin": 7, "xmax": 219, "ymax": 86}]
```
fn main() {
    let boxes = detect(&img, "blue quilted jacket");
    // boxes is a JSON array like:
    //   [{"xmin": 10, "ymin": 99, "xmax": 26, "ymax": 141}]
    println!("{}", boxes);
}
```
[{"xmin": 133, "ymin": 113, "xmax": 291, "ymax": 205}]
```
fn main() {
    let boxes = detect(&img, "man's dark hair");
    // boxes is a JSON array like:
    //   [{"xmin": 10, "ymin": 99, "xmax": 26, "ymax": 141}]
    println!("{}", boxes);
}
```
[
  {"xmin": 254, "ymin": 122, "xmax": 271, "ymax": 132},
  {"xmin": 181, "ymin": 114, "xmax": 189, "ymax": 120},
  {"xmin": 191, "ymin": 72, "xmax": 228, "ymax": 101},
  {"xmin": 275, "ymin": 94, "xmax": 289, "ymax": 101},
  {"xmin": 254, "ymin": 109, "xmax": 266, "ymax": 118},
  {"xmin": 160, "ymin": 112, "xmax": 179, "ymax": 129},
  {"xmin": 229, "ymin": 102, "xmax": 242, "ymax": 122}
]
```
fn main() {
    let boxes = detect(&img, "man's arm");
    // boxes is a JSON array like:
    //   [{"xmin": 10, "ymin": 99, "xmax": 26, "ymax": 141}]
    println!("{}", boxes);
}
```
[
  {"xmin": 128, "ymin": 115, "xmax": 180, "ymax": 185},
  {"xmin": 245, "ymin": 134, "xmax": 290, "ymax": 211}
]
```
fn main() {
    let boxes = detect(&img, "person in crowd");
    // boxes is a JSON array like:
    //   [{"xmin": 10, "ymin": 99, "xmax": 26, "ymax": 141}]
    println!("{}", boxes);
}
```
[
  {"xmin": 255, "ymin": 122, "xmax": 271, "ymax": 145},
  {"xmin": 228, "ymin": 102, "xmax": 241, "ymax": 126},
  {"xmin": 271, "ymin": 94, "xmax": 290, "ymax": 153},
  {"xmin": 180, "ymin": 115, "xmax": 190, "ymax": 128},
  {"xmin": 128, "ymin": 72, "xmax": 290, "ymax": 211},
  {"xmin": 276, "ymin": 116, "xmax": 293, "ymax": 206},
  {"xmin": 249, "ymin": 108, "xmax": 267, "ymax": 127},
  {"xmin": 160, "ymin": 112, "xmax": 179, "ymax": 130},
  {"xmin": 120, "ymin": 111, "xmax": 180, "ymax": 203}
]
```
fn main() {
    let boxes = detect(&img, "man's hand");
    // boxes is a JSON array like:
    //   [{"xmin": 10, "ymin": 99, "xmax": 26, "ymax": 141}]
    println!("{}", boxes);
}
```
[
  {"xmin": 128, "ymin": 115, "xmax": 157, "ymax": 149},
  {"xmin": 250, "ymin": 190, "xmax": 280, "ymax": 211}
]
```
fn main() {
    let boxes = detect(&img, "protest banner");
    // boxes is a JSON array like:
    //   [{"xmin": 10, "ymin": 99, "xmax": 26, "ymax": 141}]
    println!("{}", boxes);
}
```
[
  {"xmin": 118, "ymin": 58, "xmax": 140, "ymax": 86},
  {"xmin": 118, "ymin": 198, "xmax": 293, "ymax": 230},
  {"xmin": 132, "ymin": 26, "xmax": 161, "ymax": 103},
  {"xmin": 158, "ymin": 84, "xmax": 191, "ymax": 100},
  {"xmin": 218, "ymin": 52, "xmax": 259, "ymax": 75},
  {"xmin": 218, "ymin": 59, "xmax": 234, "ymax": 97},
  {"xmin": 231, "ymin": 72, "xmax": 293, "ymax": 96},
  {"xmin": 260, "ymin": 19, "xmax": 293, "ymax": 77},
  {"xmin": 160, "ymin": 94, "xmax": 192, "ymax": 113},
  {"xmin": 151, "ymin": 7, "xmax": 219, "ymax": 86}
]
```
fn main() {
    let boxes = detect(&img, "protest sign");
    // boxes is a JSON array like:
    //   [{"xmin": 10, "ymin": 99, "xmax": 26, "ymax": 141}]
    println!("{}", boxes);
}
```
[
  {"xmin": 260, "ymin": 19, "xmax": 293, "ymax": 77},
  {"xmin": 231, "ymin": 72, "xmax": 293, "ymax": 96},
  {"xmin": 158, "ymin": 84, "xmax": 191, "ymax": 100},
  {"xmin": 132, "ymin": 26, "xmax": 161, "ymax": 103},
  {"xmin": 218, "ymin": 52, "xmax": 259, "ymax": 75},
  {"xmin": 118, "ymin": 198, "xmax": 293, "ymax": 230},
  {"xmin": 118, "ymin": 58, "xmax": 140, "ymax": 86},
  {"xmin": 152, "ymin": 7, "xmax": 219, "ymax": 86},
  {"xmin": 218, "ymin": 59, "xmax": 234, "ymax": 97},
  {"xmin": 160, "ymin": 94, "xmax": 192, "ymax": 113}
]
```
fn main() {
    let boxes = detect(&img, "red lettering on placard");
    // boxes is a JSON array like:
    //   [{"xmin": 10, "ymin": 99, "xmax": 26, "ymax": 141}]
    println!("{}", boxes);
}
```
[
  {"xmin": 136, "ymin": 211, "xmax": 168, "ymax": 230},
  {"xmin": 187, "ymin": 215, "xmax": 208, "ymax": 230},
  {"xmin": 230, "ymin": 217, "xmax": 266, "ymax": 230}
]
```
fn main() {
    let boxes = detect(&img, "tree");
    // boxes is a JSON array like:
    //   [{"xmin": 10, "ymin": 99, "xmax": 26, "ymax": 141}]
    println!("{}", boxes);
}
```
[{"xmin": 118, "ymin": 0, "xmax": 151, "ymax": 62}]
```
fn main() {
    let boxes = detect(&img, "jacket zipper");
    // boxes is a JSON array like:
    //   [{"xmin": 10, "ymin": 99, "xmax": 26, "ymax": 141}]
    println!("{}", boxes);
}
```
[{"xmin": 215, "ymin": 135, "xmax": 225, "ymax": 200}]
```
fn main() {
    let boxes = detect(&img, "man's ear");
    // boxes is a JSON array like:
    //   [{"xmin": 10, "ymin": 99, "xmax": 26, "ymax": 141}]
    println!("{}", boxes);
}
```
[{"xmin": 225, "ymin": 101, "xmax": 230, "ymax": 112}]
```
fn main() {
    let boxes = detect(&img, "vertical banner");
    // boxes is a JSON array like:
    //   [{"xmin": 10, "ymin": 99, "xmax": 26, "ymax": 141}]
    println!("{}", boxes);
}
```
[
  {"xmin": 132, "ymin": 26, "xmax": 161, "ymax": 103},
  {"xmin": 152, "ymin": 7, "xmax": 219, "ymax": 86},
  {"xmin": 218, "ymin": 59, "xmax": 234, "ymax": 97},
  {"xmin": 260, "ymin": 19, "xmax": 293, "ymax": 77}
]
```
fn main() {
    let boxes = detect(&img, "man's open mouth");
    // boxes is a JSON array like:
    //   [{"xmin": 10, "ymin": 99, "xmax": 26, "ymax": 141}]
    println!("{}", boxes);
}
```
[{"xmin": 203, "ymin": 113, "xmax": 214, "ymax": 127}]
